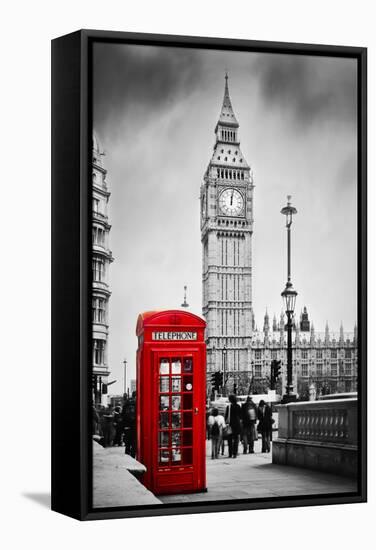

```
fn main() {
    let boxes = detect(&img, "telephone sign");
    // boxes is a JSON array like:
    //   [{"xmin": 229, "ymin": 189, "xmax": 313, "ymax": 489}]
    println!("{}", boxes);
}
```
[{"xmin": 136, "ymin": 310, "xmax": 207, "ymax": 495}]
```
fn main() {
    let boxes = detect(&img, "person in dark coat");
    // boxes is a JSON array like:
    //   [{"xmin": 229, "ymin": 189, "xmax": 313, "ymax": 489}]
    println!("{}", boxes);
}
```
[
  {"xmin": 101, "ymin": 405, "xmax": 115, "ymax": 447},
  {"xmin": 241, "ymin": 396, "xmax": 258, "ymax": 454},
  {"xmin": 92, "ymin": 404, "xmax": 99, "ymax": 435},
  {"xmin": 225, "ymin": 394, "xmax": 242, "ymax": 458},
  {"xmin": 257, "ymin": 400, "xmax": 273, "ymax": 453},
  {"xmin": 113, "ymin": 405, "xmax": 123, "ymax": 446},
  {"xmin": 123, "ymin": 398, "xmax": 136, "ymax": 457}
]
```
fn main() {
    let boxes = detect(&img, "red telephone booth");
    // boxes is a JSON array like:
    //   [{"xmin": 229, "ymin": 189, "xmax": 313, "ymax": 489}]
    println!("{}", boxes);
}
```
[{"xmin": 136, "ymin": 310, "xmax": 207, "ymax": 495}]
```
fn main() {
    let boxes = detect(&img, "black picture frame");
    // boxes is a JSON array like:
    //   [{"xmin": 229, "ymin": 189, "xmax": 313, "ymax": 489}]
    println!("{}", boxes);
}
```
[{"xmin": 51, "ymin": 29, "xmax": 367, "ymax": 521}]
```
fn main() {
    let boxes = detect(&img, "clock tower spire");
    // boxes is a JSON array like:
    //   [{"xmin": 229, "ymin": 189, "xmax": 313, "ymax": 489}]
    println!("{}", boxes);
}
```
[{"xmin": 201, "ymin": 75, "xmax": 254, "ymax": 385}]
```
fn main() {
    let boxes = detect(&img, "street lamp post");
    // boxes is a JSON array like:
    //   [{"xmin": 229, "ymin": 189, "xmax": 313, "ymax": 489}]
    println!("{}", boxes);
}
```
[
  {"xmin": 281, "ymin": 196, "xmax": 298, "ymax": 404},
  {"xmin": 222, "ymin": 345, "xmax": 227, "ymax": 395}
]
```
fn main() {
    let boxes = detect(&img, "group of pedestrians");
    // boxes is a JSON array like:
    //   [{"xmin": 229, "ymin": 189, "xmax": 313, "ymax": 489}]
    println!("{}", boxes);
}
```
[
  {"xmin": 92, "ymin": 396, "xmax": 137, "ymax": 457},
  {"xmin": 208, "ymin": 395, "xmax": 274, "ymax": 459}
]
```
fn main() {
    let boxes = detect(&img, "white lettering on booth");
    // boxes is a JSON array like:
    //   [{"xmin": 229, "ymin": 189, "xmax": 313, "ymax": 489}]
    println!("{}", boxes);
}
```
[{"xmin": 152, "ymin": 332, "xmax": 198, "ymax": 341}]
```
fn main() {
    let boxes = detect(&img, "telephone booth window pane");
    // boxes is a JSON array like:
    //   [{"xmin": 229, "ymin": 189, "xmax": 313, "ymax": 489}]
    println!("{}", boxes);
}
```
[
  {"xmin": 183, "ymin": 412, "xmax": 193, "ymax": 428},
  {"xmin": 159, "ymin": 450, "xmax": 169, "ymax": 464},
  {"xmin": 171, "ymin": 412, "xmax": 181, "ymax": 428},
  {"xmin": 172, "ymin": 431, "xmax": 181, "ymax": 446},
  {"xmin": 171, "ymin": 359, "xmax": 181, "ymax": 374},
  {"xmin": 160, "ymin": 412, "xmax": 169, "ymax": 428},
  {"xmin": 159, "ymin": 431, "xmax": 169, "ymax": 447},
  {"xmin": 159, "ymin": 377, "xmax": 169, "ymax": 393},
  {"xmin": 182, "ymin": 448, "xmax": 193, "ymax": 464},
  {"xmin": 183, "ymin": 394, "xmax": 193, "ymax": 410},
  {"xmin": 160, "ymin": 396, "xmax": 169, "ymax": 410},
  {"xmin": 159, "ymin": 359, "xmax": 169, "ymax": 375},
  {"xmin": 183, "ymin": 430, "xmax": 193, "ymax": 446},
  {"xmin": 183, "ymin": 358, "xmax": 193, "ymax": 372},
  {"xmin": 171, "ymin": 448, "xmax": 182, "ymax": 463},
  {"xmin": 171, "ymin": 395, "xmax": 181, "ymax": 410},
  {"xmin": 171, "ymin": 377, "xmax": 181, "ymax": 392}
]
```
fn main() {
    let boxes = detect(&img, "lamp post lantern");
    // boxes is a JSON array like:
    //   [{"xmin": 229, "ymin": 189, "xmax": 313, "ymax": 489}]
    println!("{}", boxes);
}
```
[{"xmin": 281, "ymin": 195, "xmax": 298, "ymax": 403}]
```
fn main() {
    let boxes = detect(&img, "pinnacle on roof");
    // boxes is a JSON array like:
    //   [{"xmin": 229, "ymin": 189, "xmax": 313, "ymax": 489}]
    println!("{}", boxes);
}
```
[{"xmin": 217, "ymin": 73, "xmax": 239, "ymax": 128}]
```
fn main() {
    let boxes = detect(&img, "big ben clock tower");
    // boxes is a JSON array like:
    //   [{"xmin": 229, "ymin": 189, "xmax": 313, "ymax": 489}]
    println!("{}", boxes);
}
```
[{"xmin": 201, "ymin": 75, "xmax": 254, "ymax": 379}]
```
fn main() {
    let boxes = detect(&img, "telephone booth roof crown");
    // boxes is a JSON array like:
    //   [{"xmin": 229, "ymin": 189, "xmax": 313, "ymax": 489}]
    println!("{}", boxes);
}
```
[{"xmin": 136, "ymin": 309, "xmax": 206, "ymax": 336}]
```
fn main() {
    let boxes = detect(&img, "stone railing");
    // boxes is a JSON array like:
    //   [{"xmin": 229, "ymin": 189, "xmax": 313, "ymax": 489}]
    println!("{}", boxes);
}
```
[{"xmin": 272, "ymin": 398, "xmax": 357, "ymax": 477}]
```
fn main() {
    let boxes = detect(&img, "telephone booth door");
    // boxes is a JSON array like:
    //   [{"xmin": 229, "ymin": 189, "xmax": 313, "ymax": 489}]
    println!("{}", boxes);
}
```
[{"xmin": 154, "ymin": 351, "xmax": 201, "ymax": 493}]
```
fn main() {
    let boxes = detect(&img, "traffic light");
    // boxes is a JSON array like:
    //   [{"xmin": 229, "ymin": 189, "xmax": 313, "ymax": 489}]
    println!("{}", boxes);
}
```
[
  {"xmin": 215, "ymin": 371, "xmax": 223, "ymax": 390},
  {"xmin": 102, "ymin": 383, "xmax": 108, "ymax": 395},
  {"xmin": 211, "ymin": 371, "xmax": 223, "ymax": 391}
]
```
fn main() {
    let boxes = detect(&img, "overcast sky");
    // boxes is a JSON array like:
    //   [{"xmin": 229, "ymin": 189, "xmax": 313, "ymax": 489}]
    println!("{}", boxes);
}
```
[{"xmin": 93, "ymin": 42, "xmax": 357, "ymax": 394}]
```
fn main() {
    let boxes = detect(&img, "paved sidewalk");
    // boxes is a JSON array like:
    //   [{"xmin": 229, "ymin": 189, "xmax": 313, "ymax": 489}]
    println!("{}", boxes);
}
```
[
  {"xmin": 160, "ymin": 438, "xmax": 357, "ymax": 504},
  {"xmin": 93, "ymin": 442, "xmax": 161, "ymax": 508}
]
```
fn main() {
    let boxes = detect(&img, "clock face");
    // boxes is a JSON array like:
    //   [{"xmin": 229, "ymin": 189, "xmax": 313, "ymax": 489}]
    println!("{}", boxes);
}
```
[{"xmin": 219, "ymin": 188, "xmax": 244, "ymax": 216}]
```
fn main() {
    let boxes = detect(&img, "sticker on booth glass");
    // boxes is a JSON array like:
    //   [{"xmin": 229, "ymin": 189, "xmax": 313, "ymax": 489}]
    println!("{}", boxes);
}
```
[
  {"xmin": 185, "ymin": 382, "xmax": 193, "ymax": 391},
  {"xmin": 171, "ymin": 395, "xmax": 181, "ymax": 410},
  {"xmin": 159, "ymin": 359, "xmax": 169, "ymax": 375},
  {"xmin": 171, "ymin": 359, "xmax": 181, "ymax": 374},
  {"xmin": 171, "ymin": 412, "xmax": 181, "ymax": 428},
  {"xmin": 183, "ymin": 358, "xmax": 193, "ymax": 372},
  {"xmin": 160, "ymin": 396, "xmax": 169, "ymax": 410},
  {"xmin": 171, "ymin": 377, "xmax": 181, "ymax": 392}
]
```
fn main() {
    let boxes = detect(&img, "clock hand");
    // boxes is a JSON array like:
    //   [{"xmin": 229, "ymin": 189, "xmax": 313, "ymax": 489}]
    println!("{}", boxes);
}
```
[{"xmin": 230, "ymin": 190, "xmax": 234, "ymax": 206}]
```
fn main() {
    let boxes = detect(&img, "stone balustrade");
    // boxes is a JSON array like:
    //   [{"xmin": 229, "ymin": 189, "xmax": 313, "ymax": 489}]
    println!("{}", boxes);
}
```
[{"xmin": 272, "ymin": 398, "xmax": 357, "ymax": 477}]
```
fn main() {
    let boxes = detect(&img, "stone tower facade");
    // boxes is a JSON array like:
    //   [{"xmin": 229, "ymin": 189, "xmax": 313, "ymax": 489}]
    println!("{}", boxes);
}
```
[
  {"xmin": 92, "ymin": 133, "xmax": 113, "ymax": 405},
  {"xmin": 201, "ymin": 75, "xmax": 254, "ymax": 376}
]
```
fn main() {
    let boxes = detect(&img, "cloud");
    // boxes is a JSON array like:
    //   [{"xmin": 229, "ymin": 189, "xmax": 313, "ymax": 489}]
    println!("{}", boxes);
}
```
[
  {"xmin": 93, "ymin": 43, "xmax": 204, "ymax": 139},
  {"xmin": 253, "ymin": 54, "xmax": 357, "ymax": 129}
]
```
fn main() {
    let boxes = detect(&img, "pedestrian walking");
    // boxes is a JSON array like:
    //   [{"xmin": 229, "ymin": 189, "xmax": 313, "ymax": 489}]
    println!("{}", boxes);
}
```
[
  {"xmin": 92, "ymin": 403, "xmax": 99, "ymax": 435},
  {"xmin": 101, "ymin": 405, "xmax": 115, "ymax": 447},
  {"xmin": 257, "ymin": 400, "xmax": 273, "ymax": 453},
  {"xmin": 208, "ymin": 407, "xmax": 226, "ymax": 459},
  {"xmin": 225, "ymin": 394, "xmax": 242, "ymax": 458},
  {"xmin": 113, "ymin": 405, "xmax": 124, "ymax": 446},
  {"xmin": 123, "ymin": 397, "xmax": 136, "ymax": 457},
  {"xmin": 241, "ymin": 396, "xmax": 258, "ymax": 454}
]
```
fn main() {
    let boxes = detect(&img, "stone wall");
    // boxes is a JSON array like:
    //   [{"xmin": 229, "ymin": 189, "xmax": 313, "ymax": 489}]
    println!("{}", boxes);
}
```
[{"xmin": 272, "ymin": 398, "xmax": 358, "ymax": 478}]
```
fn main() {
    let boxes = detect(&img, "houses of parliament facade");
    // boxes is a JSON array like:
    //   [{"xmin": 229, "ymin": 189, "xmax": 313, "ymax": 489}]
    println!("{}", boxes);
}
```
[{"xmin": 201, "ymin": 76, "xmax": 357, "ymax": 397}]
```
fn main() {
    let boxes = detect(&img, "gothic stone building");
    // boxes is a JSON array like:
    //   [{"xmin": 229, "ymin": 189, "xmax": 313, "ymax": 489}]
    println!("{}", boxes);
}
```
[
  {"xmin": 92, "ymin": 133, "xmax": 113, "ymax": 405},
  {"xmin": 250, "ymin": 309, "xmax": 358, "ymax": 398},
  {"xmin": 201, "ymin": 77, "xmax": 357, "ymax": 397}
]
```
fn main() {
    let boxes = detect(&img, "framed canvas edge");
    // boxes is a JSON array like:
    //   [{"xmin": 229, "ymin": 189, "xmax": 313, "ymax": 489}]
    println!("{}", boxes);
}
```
[{"xmin": 52, "ymin": 29, "xmax": 367, "ymax": 522}]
